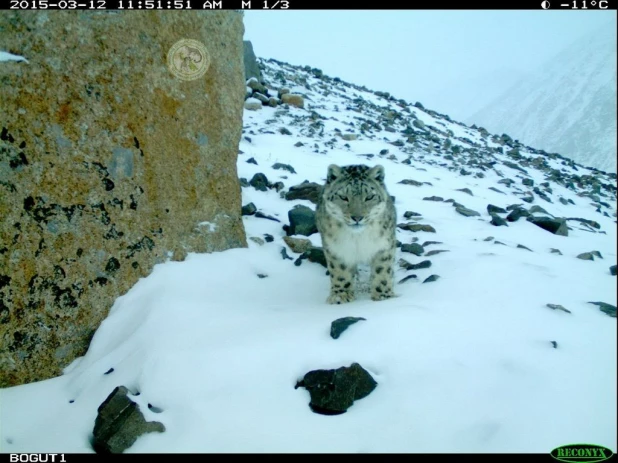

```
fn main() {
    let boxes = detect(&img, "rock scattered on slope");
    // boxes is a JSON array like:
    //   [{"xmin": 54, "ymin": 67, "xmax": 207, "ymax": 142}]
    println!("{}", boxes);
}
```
[
  {"xmin": 490, "ymin": 214, "xmax": 508, "ymax": 227},
  {"xmin": 487, "ymin": 204, "xmax": 507, "ymax": 214},
  {"xmin": 425, "ymin": 250, "xmax": 449, "ymax": 257},
  {"xmin": 527, "ymin": 216, "xmax": 568, "ymax": 236},
  {"xmin": 295, "ymin": 363, "xmax": 378, "ymax": 415},
  {"xmin": 547, "ymin": 303, "xmax": 571, "ymax": 314},
  {"xmin": 330, "ymin": 317, "xmax": 366, "ymax": 339},
  {"xmin": 241, "ymin": 202, "xmax": 257, "ymax": 216},
  {"xmin": 423, "ymin": 196, "xmax": 444, "ymax": 202},
  {"xmin": 588, "ymin": 302, "xmax": 616, "ymax": 318},
  {"xmin": 244, "ymin": 98, "xmax": 262, "ymax": 111},
  {"xmin": 610, "ymin": 265, "xmax": 617, "ymax": 276},
  {"xmin": 294, "ymin": 247, "xmax": 327, "ymax": 268},
  {"xmin": 399, "ymin": 259, "xmax": 431, "ymax": 270},
  {"xmin": 281, "ymin": 93, "xmax": 304, "ymax": 108},
  {"xmin": 284, "ymin": 182, "xmax": 322, "ymax": 204},
  {"xmin": 283, "ymin": 236, "xmax": 312, "ymax": 254},
  {"xmin": 401, "ymin": 243, "xmax": 424, "ymax": 256},
  {"xmin": 455, "ymin": 205, "xmax": 481, "ymax": 217},
  {"xmin": 92, "ymin": 386, "xmax": 165, "ymax": 454},
  {"xmin": 286, "ymin": 205, "xmax": 317, "ymax": 236},
  {"xmin": 403, "ymin": 211, "xmax": 422, "ymax": 219},
  {"xmin": 249, "ymin": 173, "xmax": 270, "ymax": 191},
  {"xmin": 397, "ymin": 223, "xmax": 436, "ymax": 233},
  {"xmin": 272, "ymin": 162, "xmax": 296, "ymax": 174},
  {"xmin": 422, "ymin": 275, "xmax": 440, "ymax": 283}
]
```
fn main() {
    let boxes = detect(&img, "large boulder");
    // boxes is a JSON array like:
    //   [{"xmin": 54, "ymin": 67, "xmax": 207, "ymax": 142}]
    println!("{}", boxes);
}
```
[
  {"xmin": 243, "ymin": 40, "xmax": 262, "ymax": 82},
  {"xmin": 0, "ymin": 11, "xmax": 247, "ymax": 387}
]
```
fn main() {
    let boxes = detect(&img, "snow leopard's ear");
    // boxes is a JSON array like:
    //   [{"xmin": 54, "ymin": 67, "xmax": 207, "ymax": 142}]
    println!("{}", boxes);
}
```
[
  {"xmin": 327, "ymin": 164, "xmax": 342, "ymax": 184},
  {"xmin": 369, "ymin": 164, "xmax": 385, "ymax": 183}
]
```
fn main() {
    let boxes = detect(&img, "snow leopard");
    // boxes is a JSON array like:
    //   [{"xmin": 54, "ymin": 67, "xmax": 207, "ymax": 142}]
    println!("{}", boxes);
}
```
[{"xmin": 315, "ymin": 164, "xmax": 397, "ymax": 305}]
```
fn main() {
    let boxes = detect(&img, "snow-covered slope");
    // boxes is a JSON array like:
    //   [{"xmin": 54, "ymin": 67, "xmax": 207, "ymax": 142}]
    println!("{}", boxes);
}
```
[
  {"xmin": 467, "ymin": 24, "xmax": 617, "ymax": 174},
  {"xmin": 1, "ymin": 57, "xmax": 616, "ymax": 454}
]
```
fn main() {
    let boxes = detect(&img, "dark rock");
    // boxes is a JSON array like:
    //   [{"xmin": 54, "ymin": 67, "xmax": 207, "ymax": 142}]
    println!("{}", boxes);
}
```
[
  {"xmin": 287, "ymin": 205, "xmax": 317, "ymax": 236},
  {"xmin": 521, "ymin": 194, "xmax": 534, "ymax": 204},
  {"xmin": 489, "ymin": 187, "xmax": 506, "ymax": 194},
  {"xmin": 330, "ymin": 317, "xmax": 366, "ymax": 339},
  {"xmin": 611, "ymin": 265, "xmax": 617, "ymax": 276},
  {"xmin": 399, "ymin": 259, "xmax": 431, "ymax": 270},
  {"xmin": 559, "ymin": 197, "xmax": 569, "ymax": 205},
  {"xmin": 550, "ymin": 248, "xmax": 563, "ymax": 255},
  {"xmin": 503, "ymin": 161, "xmax": 528, "ymax": 174},
  {"xmin": 483, "ymin": 236, "xmax": 494, "ymax": 241},
  {"xmin": 272, "ymin": 163, "xmax": 296, "ymax": 174},
  {"xmin": 517, "ymin": 244, "xmax": 533, "ymax": 252},
  {"xmin": 243, "ymin": 41, "xmax": 262, "ymax": 82},
  {"xmin": 522, "ymin": 178, "xmax": 534, "ymax": 187},
  {"xmin": 422, "ymin": 241, "xmax": 443, "ymax": 247},
  {"xmin": 278, "ymin": 127, "xmax": 292, "ymax": 136},
  {"xmin": 422, "ymin": 274, "xmax": 440, "ymax": 283},
  {"xmin": 527, "ymin": 217, "xmax": 568, "ymax": 236},
  {"xmin": 487, "ymin": 204, "xmax": 507, "ymax": 214},
  {"xmin": 529, "ymin": 205, "xmax": 551, "ymax": 215},
  {"xmin": 280, "ymin": 247, "xmax": 293, "ymax": 261},
  {"xmin": 455, "ymin": 206, "xmax": 480, "ymax": 217},
  {"xmin": 576, "ymin": 252, "xmax": 595, "ymax": 261},
  {"xmin": 423, "ymin": 196, "xmax": 444, "ymax": 202},
  {"xmin": 506, "ymin": 207, "xmax": 530, "ymax": 222},
  {"xmin": 263, "ymin": 234, "xmax": 274, "ymax": 243},
  {"xmin": 246, "ymin": 157, "xmax": 258, "ymax": 165},
  {"xmin": 403, "ymin": 211, "xmax": 422, "ymax": 219},
  {"xmin": 533, "ymin": 187, "xmax": 552, "ymax": 203},
  {"xmin": 249, "ymin": 173, "xmax": 269, "ymax": 192},
  {"xmin": 547, "ymin": 303, "xmax": 571, "ymax": 314},
  {"xmin": 92, "ymin": 386, "xmax": 165, "ymax": 454},
  {"xmin": 241, "ymin": 202, "xmax": 257, "ymax": 216},
  {"xmin": 257, "ymin": 274, "xmax": 268, "ymax": 279},
  {"xmin": 588, "ymin": 302, "xmax": 616, "ymax": 318},
  {"xmin": 497, "ymin": 178, "xmax": 514, "ymax": 187},
  {"xmin": 295, "ymin": 247, "xmax": 327, "ymax": 268},
  {"xmin": 255, "ymin": 212, "xmax": 280, "ymax": 222},
  {"xmin": 397, "ymin": 223, "xmax": 436, "ymax": 233},
  {"xmin": 398, "ymin": 179, "xmax": 423, "ymax": 187},
  {"xmin": 398, "ymin": 275, "xmax": 417, "ymax": 284},
  {"xmin": 284, "ymin": 182, "xmax": 322, "ymax": 204},
  {"xmin": 295, "ymin": 363, "xmax": 377, "ymax": 415},
  {"xmin": 401, "ymin": 243, "xmax": 424, "ymax": 256},
  {"xmin": 271, "ymin": 181, "xmax": 285, "ymax": 192},
  {"xmin": 566, "ymin": 217, "xmax": 601, "ymax": 229},
  {"xmin": 424, "ymin": 250, "xmax": 449, "ymax": 257},
  {"xmin": 490, "ymin": 214, "xmax": 508, "ymax": 227},
  {"xmin": 294, "ymin": 141, "xmax": 304, "ymax": 147},
  {"xmin": 550, "ymin": 341, "xmax": 558, "ymax": 349},
  {"xmin": 456, "ymin": 188, "xmax": 473, "ymax": 196}
]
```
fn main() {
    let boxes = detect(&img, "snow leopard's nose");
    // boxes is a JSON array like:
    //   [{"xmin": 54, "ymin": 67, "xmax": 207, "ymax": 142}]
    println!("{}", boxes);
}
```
[{"xmin": 351, "ymin": 215, "xmax": 364, "ymax": 223}]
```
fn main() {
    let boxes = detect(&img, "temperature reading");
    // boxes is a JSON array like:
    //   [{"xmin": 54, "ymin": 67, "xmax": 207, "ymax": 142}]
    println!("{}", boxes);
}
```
[{"xmin": 567, "ymin": 0, "xmax": 609, "ymax": 7}]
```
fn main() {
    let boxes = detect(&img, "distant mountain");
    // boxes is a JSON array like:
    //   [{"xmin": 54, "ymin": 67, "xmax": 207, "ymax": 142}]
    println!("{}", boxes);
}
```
[
  {"xmin": 423, "ymin": 67, "xmax": 528, "ymax": 122},
  {"xmin": 467, "ymin": 23, "xmax": 617, "ymax": 173}
]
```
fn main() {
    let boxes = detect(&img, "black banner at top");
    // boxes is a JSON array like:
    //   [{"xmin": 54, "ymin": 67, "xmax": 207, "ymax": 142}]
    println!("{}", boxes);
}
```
[{"xmin": 2, "ymin": 0, "xmax": 617, "ymax": 10}]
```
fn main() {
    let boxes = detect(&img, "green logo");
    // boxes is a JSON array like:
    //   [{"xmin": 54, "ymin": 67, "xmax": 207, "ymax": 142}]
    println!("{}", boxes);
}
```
[{"xmin": 551, "ymin": 444, "xmax": 614, "ymax": 463}]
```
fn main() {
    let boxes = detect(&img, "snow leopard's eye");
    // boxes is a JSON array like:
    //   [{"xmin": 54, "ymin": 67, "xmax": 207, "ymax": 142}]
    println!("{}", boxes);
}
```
[
  {"xmin": 338, "ymin": 195, "xmax": 349, "ymax": 202},
  {"xmin": 365, "ymin": 194, "xmax": 375, "ymax": 201}
]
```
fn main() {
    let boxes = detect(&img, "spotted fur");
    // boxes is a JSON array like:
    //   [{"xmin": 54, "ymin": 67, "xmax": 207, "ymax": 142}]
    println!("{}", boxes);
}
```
[{"xmin": 315, "ymin": 164, "xmax": 397, "ymax": 304}]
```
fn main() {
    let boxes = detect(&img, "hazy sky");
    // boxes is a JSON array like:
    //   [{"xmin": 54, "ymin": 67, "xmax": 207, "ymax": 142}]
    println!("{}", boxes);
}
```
[{"xmin": 242, "ymin": 10, "xmax": 616, "ymax": 119}]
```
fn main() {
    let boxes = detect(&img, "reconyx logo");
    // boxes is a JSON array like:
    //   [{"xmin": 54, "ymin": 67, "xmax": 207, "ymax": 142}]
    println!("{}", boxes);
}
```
[{"xmin": 551, "ymin": 444, "xmax": 615, "ymax": 463}]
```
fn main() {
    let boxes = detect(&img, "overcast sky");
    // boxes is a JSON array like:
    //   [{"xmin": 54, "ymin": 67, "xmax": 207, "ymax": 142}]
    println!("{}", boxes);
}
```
[{"xmin": 242, "ymin": 10, "xmax": 616, "ymax": 120}]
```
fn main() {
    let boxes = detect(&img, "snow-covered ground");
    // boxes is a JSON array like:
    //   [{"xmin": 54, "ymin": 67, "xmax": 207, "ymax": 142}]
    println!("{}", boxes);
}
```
[{"xmin": 1, "ymin": 58, "xmax": 616, "ymax": 454}]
